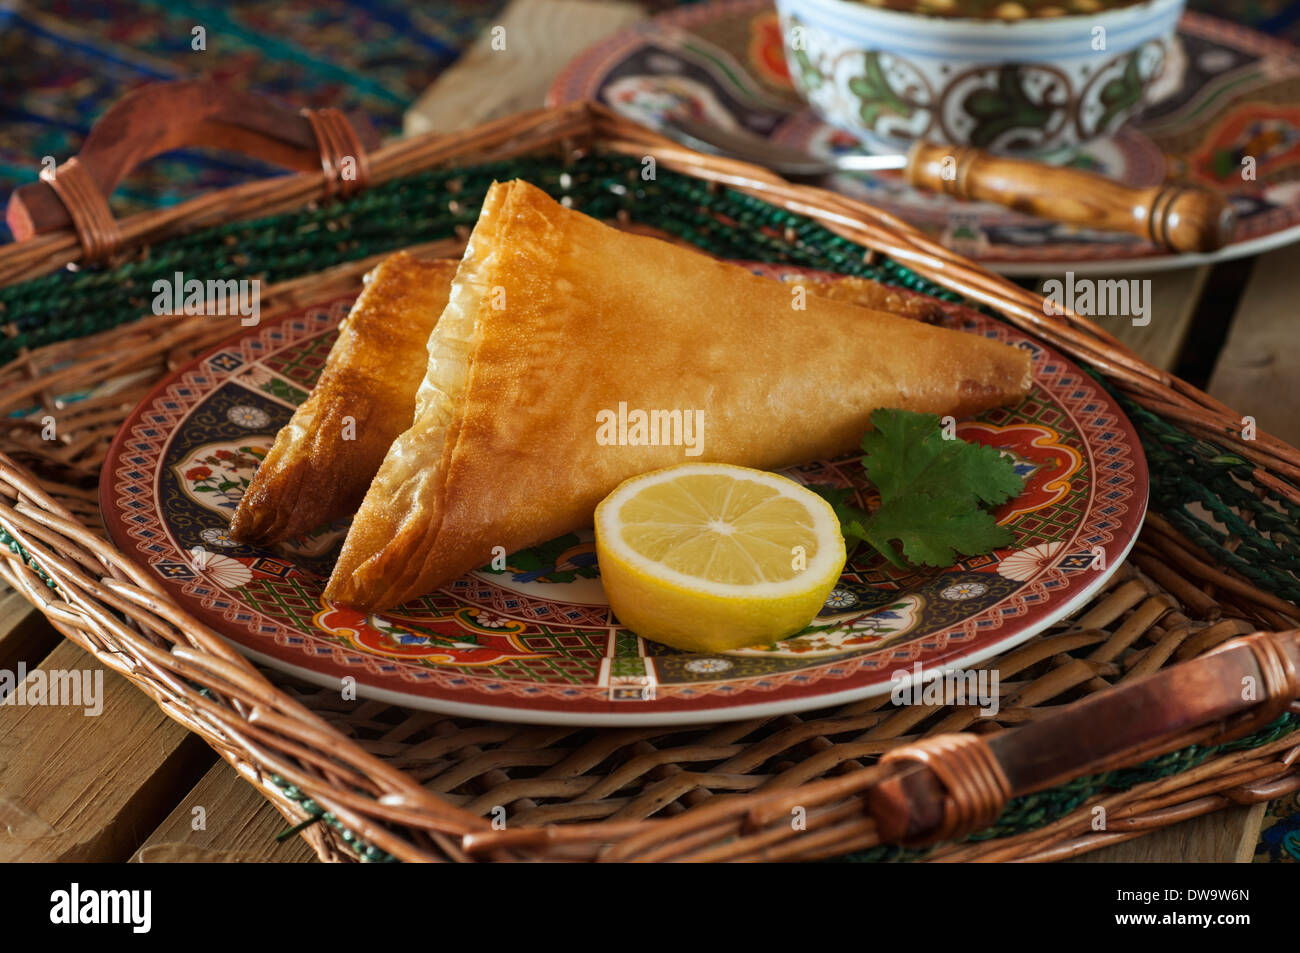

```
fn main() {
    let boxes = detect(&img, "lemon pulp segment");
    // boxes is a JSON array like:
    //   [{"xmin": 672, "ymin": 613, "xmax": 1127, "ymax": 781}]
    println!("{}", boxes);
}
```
[{"xmin": 594, "ymin": 463, "xmax": 847, "ymax": 653}]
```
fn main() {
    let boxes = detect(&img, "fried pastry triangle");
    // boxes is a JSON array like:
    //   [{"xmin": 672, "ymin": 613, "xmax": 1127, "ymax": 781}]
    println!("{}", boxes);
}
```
[
  {"xmin": 325, "ymin": 180, "xmax": 1032, "ymax": 610},
  {"xmin": 230, "ymin": 253, "xmax": 457, "ymax": 544}
]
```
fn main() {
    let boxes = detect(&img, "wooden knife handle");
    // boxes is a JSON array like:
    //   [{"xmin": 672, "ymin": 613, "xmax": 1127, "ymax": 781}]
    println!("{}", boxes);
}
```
[{"xmin": 907, "ymin": 142, "xmax": 1235, "ymax": 254}]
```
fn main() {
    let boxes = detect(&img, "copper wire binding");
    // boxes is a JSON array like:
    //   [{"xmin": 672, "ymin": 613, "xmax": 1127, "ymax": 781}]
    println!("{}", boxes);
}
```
[
  {"xmin": 302, "ymin": 107, "xmax": 371, "ymax": 199},
  {"xmin": 1205, "ymin": 631, "xmax": 1299, "ymax": 743},
  {"xmin": 43, "ymin": 157, "xmax": 123, "ymax": 263},
  {"xmin": 879, "ymin": 732, "xmax": 1013, "ymax": 845}
]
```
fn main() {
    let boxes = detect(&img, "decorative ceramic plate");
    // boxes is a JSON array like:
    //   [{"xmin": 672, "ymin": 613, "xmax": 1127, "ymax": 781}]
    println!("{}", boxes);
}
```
[
  {"xmin": 548, "ymin": 0, "xmax": 1300, "ymax": 275},
  {"xmin": 100, "ymin": 264, "xmax": 1147, "ymax": 725}
]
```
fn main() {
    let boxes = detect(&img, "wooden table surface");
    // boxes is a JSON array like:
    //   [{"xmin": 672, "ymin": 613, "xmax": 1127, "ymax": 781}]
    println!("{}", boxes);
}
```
[{"xmin": 1, "ymin": 0, "xmax": 1295, "ymax": 864}]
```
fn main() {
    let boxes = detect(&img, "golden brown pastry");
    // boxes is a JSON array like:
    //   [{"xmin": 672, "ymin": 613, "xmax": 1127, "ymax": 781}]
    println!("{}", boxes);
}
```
[
  {"xmin": 325, "ymin": 180, "xmax": 1033, "ymax": 611},
  {"xmin": 783, "ymin": 273, "xmax": 945, "ymax": 323},
  {"xmin": 229, "ymin": 252, "xmax": 457, "ymax": 544}
]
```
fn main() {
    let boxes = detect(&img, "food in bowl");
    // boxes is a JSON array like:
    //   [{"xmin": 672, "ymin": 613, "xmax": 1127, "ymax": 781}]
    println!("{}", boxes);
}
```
[
  {"xmin": 777, "ymin": 0, "xmax": 1185, "ymax": 155},
  {"xmin": 859, "ymin": 0, "xmax": 1141, "ymax": 19}
]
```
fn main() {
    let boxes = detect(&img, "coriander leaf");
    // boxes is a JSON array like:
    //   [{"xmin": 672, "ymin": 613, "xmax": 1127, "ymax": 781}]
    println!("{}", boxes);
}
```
[
  {"xmin": 954, "ymin": 442, "xmax": 1027, "ymax": 508},
  {"xmin": 859, "ymin": 492, "xmax": 1014, "ymax": 568},
  {"xmin": 807, "ymin": 485, "xmax": 871, "ymax": 561},
  {"xmin": 861, "ymin": 408, "xmax": 1022, "ymax": 508},
  {"xmin": 816, "ymin": 409, "xmax": 1026, "ymax": 570},
  {"xmin": 859, "ymin": 409, "xmax": 953, "ymax": 503},
  {"xmin": 807, "ymin": 485, "xmax": 868, "ymax": 526}
]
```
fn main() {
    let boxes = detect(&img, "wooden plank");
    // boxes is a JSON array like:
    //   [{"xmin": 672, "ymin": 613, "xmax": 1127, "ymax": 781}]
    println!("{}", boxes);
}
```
[
  {"xmin": 1207, "ymin": 241, "xmax": 1300, "ymax": 448},
  {"xmin": 132, "ymin": 759, "xmax": 317, "ymax": 863},
  {"xmin": 1067, "ymin": 803, "xmax": 1268, "ymax": 863},
  {"xmin": 0, "ymin": 584, "xmax": 62, "ymax": 674},
  {"xmin": 403, "ymin": 0, "xmax": 646, "ymax": 137},
  {"xmin": 0, "ymin": 640, "xmax": 214, "ymax": 861},
  {"xmin": 1117, "ymin": 266, "xmax": 1209, "ymax": 372},
  {"xmin": 1230, "ymin": 803, "xmax": 1270, "ymax": 863},
  {"xmin": 1037, "ymin": 266, "xmax": 1208, "ymax": 371}
]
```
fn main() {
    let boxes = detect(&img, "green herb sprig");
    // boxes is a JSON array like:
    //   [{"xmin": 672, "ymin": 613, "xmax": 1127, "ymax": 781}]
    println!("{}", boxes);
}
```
[{"xmin": 814, "ymin": 408, "xmax": 1024, "ymax": 569}]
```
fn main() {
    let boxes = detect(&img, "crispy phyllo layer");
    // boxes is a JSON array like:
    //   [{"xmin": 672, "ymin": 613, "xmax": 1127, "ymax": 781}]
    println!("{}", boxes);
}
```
[
  {"xmin": 782, "ymin": 273, "xmax": 945, "ymax": 323},
  {"xmin": 229, "ymin": 253, "xmax": 457, "ymax": 544},
  {"xmin": 326, "ymin": 180, "xmax": 1032, "ymax": 611}
]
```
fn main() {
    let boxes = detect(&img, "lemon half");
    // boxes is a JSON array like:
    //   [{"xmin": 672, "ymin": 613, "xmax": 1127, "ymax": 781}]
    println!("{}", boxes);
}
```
[{"xmin": 594, "ymin": 463, "xmax": 847, "ymax": 653}]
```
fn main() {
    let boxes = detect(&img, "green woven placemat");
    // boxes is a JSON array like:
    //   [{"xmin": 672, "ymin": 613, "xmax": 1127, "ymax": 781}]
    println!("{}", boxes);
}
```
[{"xmin": 0, "ymin": 154, "xmax": 963, "ymax": 363}]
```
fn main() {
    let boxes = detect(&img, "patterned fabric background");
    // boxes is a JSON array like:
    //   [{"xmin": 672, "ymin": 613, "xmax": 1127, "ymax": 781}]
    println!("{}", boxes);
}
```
[
  {"xmin": 0, "ymin": 0, "xmax": 1294, "ymax": 240},
  {"xmin": 0, "ymin": 0, "xmax": 1297, "ymax": 862},
  {"xmin": 1257, "ymin": 789, "xmax": 1300, "ymax": 862},
  {"xmin": 0, "ymin": 0, "xmax": 690, "ymax": 240}
]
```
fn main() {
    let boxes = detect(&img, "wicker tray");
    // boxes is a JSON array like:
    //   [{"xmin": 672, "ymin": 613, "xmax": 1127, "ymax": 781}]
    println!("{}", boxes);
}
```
[{"xmin": 0, "ymin": 83, "xmax": 1296, "ymax": 862}]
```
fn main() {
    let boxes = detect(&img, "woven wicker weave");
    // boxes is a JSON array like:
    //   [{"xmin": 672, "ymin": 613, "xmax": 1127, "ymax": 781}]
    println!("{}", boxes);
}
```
[{"xmin": 0, "ymin": 98, "xmax": 1297, "ymax": 862}]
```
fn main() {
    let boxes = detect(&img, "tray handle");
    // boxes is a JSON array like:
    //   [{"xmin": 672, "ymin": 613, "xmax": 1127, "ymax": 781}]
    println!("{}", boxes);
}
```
[
  {"xmin": 5, "ymin": 80, "xmax": 379, "ymax": 261},
  {"xmin": 866, "ymin": 630, "xmax": 1299, "ymax": 846}
]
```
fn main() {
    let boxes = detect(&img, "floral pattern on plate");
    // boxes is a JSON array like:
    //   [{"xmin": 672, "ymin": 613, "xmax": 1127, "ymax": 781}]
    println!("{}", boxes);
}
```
[{"xmin": 173, "ymin": 441, "xmax": 269, "ymax": 514}]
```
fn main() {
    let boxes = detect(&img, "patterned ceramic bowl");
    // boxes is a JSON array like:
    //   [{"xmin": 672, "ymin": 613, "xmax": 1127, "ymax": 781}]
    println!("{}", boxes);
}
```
[{"xmin": 775, "ymin": 0, "xmax": 1185, "ymax": 157}]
